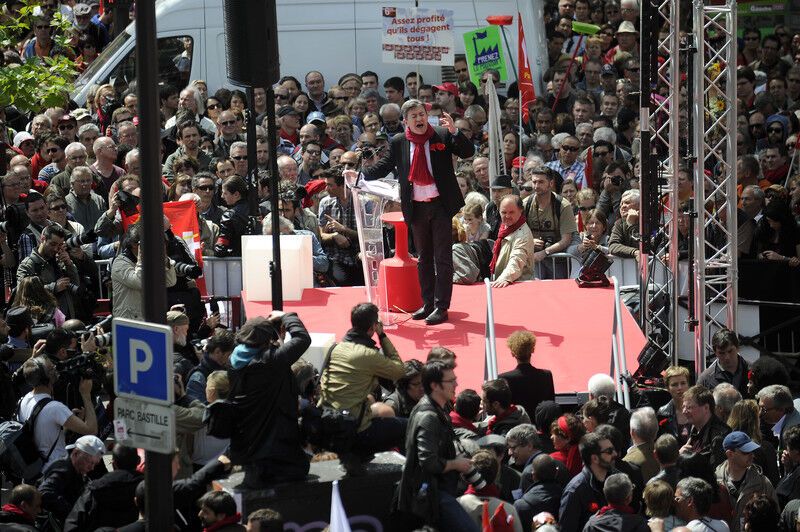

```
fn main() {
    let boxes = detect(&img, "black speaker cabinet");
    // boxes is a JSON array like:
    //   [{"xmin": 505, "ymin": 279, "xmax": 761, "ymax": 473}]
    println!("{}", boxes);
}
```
[{"xmin": 223, "ymin": 0, "xmax": 280, "ymax": 87}]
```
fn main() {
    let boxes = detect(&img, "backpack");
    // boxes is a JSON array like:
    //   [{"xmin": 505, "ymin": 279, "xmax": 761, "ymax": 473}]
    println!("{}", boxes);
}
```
[{"xmin": 0, "ymin": 397, "xmax": 62, "ymax": 483}]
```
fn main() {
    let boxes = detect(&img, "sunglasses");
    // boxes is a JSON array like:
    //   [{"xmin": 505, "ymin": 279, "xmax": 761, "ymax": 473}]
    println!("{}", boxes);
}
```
[
  {"xmin": 207, "ymin": 103, "xmax": 221, "ymax": 110},
  {"xmin": 195, "ymin": 185, "xmax": 214, "ymax": 191},
  {"xmin": 561, "ymin": 145, "xmax": 580, "ymax": 152},
  {"xmin": 275, "ymin": 94, "xmax": 288, "ymax": 100},
  {"xmin": 231, "ymin": 156, "xmax": 247, "ymax": 161},
  {"xmin": 520, "ymin": 186, "xmax": 533, "ymax": 192},
  {"xmin": 579, "ymin": 206, "xmax": 596, "ymax": 211},
  {"xmin": 46, "ymin": 147, "xmax": 60, "ymax": 153},
  {"xmin": 768, "ymin": 127, "xmax": 783, "ymax": 133},
  {"xmin": 749, "ymin": 123, "xmax": 765, "ymax": 129},
  {"xmin": 58, "ymin": 124, "xmax": 75, "ymax": 130}
]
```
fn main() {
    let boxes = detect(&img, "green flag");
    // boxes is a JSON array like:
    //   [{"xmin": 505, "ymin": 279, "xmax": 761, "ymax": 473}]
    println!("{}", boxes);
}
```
[{"xmin": 463, "ymin": 26, "xmax": 507, "ymax": 86}]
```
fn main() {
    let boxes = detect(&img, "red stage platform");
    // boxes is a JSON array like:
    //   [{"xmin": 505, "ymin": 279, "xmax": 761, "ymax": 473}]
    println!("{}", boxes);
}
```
[{"xmin": 242, "ymin": 280, "xmax": 647, "ymax": 397}]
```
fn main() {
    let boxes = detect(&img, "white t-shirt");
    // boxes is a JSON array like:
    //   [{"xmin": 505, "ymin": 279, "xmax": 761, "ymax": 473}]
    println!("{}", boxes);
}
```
[
  {"xmin": 18, "ymin": 392, "xmax": 73, "ymax": 470},
  {"xmin": 687, "ymin": 517, "xmax": 730, "ymax": 532}
]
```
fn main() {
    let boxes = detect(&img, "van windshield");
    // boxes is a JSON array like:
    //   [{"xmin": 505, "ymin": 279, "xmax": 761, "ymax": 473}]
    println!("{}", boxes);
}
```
[{"xmin": 73, "ymin": 29, "xmax": 131, "ymax": 91}]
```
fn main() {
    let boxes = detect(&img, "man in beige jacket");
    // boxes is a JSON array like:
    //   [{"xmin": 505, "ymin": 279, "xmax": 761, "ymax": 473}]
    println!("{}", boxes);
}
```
[{"xmin": 491, "ymin": 195, "xmax": 535, "ymax": 288}]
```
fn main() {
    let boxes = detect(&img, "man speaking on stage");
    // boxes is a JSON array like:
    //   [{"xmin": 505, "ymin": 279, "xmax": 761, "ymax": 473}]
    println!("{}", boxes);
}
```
[{"xmin": 365, "ymin": 100, "xmax": 475, "ymax": 325}]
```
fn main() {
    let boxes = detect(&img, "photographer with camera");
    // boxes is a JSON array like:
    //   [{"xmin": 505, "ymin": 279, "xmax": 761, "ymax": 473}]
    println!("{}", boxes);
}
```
[
  {"xmin": 318, "ymin": 303, "xmax": 406, "ymax": 474},
  {"xmin": 164, "ymin": 216, "xmax": 205, "ymax": 333},
  {"xmin": 595, "ymin": 161, "xmax": 632, "ymax": 228},
  {"xmin": 186, "ymin": 328, "xmax": 235, "ymax": 404},
  {"xmin": 223, "ymin": 311, "xmax": 311, "ymax": 489},
  {"xmin": 39, "ymin": 328, "xmax": 106, "ymax": 413},
  {"xmin": 111, "ymin": 222, "xmax": 177, "ymax": 320},
  {"xmin": 94, "ymin": 175, "xmax": 141, "ymax": 258},
  {"xmin": 395, "ymin": 360, "xmax": 479, "ymax": 531},
  {"xmin": 17, "ymin": 224, "xmax": 83, "ymax": 320},
  {"xmin": 521, "ymin": 165, "xmax": 578, "ymax": 279}
]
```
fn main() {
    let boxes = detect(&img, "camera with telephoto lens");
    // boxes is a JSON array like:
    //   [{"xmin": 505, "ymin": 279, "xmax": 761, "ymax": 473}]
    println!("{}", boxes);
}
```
[
  {"xmin": 359, "ymin": 144, "xmax": 384, "ymax": 160},
  {"xmin": 65, "ymin": 230, "xmax": 98, "ymax": 249},
  {"xmin": 610, "ymin": 175, "xmax": 623, "ymax": 187},
  {"xmin": 0, "ymin": 203, "xmax": 30, "ymax": 243},
  {"xmin": 174, "ymin": 262, "xmax": 203, "ymax": 279},
  {"xmin": 116, "ymin": 189, "xmax": 140, "ymax": 217},
  {"xmin": 56, "ymin": 352, "xmax": 101, "ymax": 381},
  {"xmin": 76, "ymin": 329, "xmax": 112, "ymax": 348},
  {"xmin": 462, "ymin": 466, "xmax": 487, "ymax": 490}
]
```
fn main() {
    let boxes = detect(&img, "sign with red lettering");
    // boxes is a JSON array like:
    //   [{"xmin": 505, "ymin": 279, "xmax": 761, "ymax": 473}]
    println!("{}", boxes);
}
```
[{"xmin": 382, "ymin": 6, "xmax": 454, "ymax": 65}]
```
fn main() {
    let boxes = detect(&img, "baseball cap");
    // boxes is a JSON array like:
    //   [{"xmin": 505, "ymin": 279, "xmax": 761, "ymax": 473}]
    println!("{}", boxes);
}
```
[
  {"xmin": 5, "ymin": 306, "xmax": 33, "ymax": 329},
  {"xmin": 71, "ymin": 108, "xmax": 91, "ymax": 121},
  {"xmin": 306, "ymin": 111, "xmax": 326, "ymax": 125},
  {"xmin": 73, "ymin": 3, "xmax": 91, "ymax": 16},
  {"xmin": 434, "ymin": 82, "xmax": 458, "ymax": 96},
  {"xmin": 374, "ymin": 131, "xmax": 389, "ymax": 142},
  {"xmin": 722, "ymin": 431, "xmax": 760, "ymax": 453},
  {"xmin": 13, "ymin": 131, "xmax": 35, "ymax": 148},
  {"xmin": 58, "ymin": 114, "xmax": 77, "ymax": 124},
  {"xmin": 512, "ymin": 156, "xmax": 526, "ymax": 169},
  {"xmin": 278, "ymin": 106, "xmax": 299, "ymax": 118},
  {"xmin": 166, "ymin": 310, "xmax": 189, "ymax": 327},
  {"xmin": 66, "ymin": 435, "xmax": 105, "ymax": 456},
  {"xmin": 490, "ymin": 174, "xmax": 514, "ymax": 190},
  {"xmin": 601, "ymin": 64, "xmax": 617, "ymax": 77}
]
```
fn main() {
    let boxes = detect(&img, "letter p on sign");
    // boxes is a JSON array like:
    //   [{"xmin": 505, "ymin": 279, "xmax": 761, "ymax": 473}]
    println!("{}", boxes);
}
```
[{"xmin": 129, "ymin": 339, "xmax": 153, "ymax": 384}]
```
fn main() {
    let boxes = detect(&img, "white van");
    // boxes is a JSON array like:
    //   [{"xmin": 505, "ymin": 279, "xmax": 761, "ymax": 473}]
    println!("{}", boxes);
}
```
[{"xmin": 71, "ymin": 0, "xmax": 548, "ymax": 105}]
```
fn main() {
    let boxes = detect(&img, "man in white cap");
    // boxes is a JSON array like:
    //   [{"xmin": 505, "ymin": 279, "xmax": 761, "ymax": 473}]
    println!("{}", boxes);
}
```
[
  {"xmin": 604, "ymin": 21, "xmax": 639, "ymax": 63},
  {"xmin": 38, "ymin": 434, "xmax": 104, "ymax": 524},
  {"xmin": 13, "ymin": 132, "xmax": 36, "ymax": 158}
]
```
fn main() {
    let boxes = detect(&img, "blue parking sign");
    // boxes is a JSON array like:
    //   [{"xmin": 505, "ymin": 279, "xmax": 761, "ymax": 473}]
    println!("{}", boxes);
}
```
[{"xmin": 113, "ymin": 318, "xmax": 173, "ymax": 405}]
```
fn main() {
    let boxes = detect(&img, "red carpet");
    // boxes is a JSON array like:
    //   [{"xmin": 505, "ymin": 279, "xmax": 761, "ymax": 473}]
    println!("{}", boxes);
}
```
[{"xmin": 242, "ymin": 280, "xmax": 647, "ymax": 397}]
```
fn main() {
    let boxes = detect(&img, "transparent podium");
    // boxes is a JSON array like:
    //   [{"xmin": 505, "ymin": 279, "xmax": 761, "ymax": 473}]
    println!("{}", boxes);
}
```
[{"xmin": 347, "ymin": 174, "xmax": 421, "ymax": 326}]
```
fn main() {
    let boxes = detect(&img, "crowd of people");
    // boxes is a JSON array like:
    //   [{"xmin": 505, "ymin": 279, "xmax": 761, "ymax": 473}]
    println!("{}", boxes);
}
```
[{"xmin": 0, "ymin": 0, "xmax": 800, "ymax": 530}]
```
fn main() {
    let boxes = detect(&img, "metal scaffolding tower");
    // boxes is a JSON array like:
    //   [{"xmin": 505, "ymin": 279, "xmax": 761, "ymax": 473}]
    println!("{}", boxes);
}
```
[
  {"xmin": 690, "ymin": 0, "xmax": 738, "ymax": 371},
  {"xmin": 639, "ymin": 0, "xmax": 682, "ymax": 364}
]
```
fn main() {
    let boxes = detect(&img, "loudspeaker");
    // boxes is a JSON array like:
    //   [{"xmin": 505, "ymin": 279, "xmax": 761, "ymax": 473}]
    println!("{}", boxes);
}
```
[{"xmin": 223, "ymin": 0, "xmax": 280, "ymax": 87}]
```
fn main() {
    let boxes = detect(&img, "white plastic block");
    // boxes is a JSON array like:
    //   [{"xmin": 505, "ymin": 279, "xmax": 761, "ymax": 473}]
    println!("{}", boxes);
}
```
[
  {"xmin": 303, "ymin": 332, "xmax": 337, "ymax": 370},
  {"xmin": 241, "ymin": 235, "xmax": 313, "ymax": 301}
]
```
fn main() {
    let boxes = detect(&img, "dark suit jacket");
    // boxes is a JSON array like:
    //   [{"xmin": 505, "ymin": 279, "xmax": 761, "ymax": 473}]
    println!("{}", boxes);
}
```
[
  {"xmin": 498, "ymin": 363, "xmax": 555, "ymax": 421},
  {"xmin": 366, "ymin": 126, "xmax": 474, "ymax": 222}
]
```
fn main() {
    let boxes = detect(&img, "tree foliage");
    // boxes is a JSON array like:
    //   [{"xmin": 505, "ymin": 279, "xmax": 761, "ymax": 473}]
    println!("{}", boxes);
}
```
[{"xmin": 0, "ymin": 2, "xmax": 77, "ymax": 112}]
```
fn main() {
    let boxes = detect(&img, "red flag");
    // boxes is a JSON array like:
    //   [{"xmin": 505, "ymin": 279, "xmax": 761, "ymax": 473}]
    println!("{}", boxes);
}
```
[
  {"xmin": 490, "ymin": 504, "xmax": 515, "ymax": 532},
  {"xmin": 121, "ymin": 200, "xmax": 207, "ymax": 296},
  {"xmin": 585, "ymin": 147, "xmax": 593, "ymax": 190},
  {"xmin": 164, "ymin": 200, "xmax": 207, "ymax": 296},
  {"xmin": 482, "ymin": 501, "xmax": 491, "ymax": 532},
  {"xmin": 518, "ymin": 14, "xmax": 536, "ymax": 124}
]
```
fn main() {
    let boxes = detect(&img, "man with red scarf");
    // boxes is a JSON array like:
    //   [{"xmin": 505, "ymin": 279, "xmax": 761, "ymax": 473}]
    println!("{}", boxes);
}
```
[
  {"xmin": 582, "ymin": 473, "xmax": 648, "ymax": 532},
  {"xmin": 490, "ymin": 195, "xmax": 535, "ymax": 288},
  {"xmin": 365, "ymin": 100, "xmax": 475, "ymax": 325},
  {"xmin": 0, "ymin": 484, "xmax": 42, "ymax": 528}
]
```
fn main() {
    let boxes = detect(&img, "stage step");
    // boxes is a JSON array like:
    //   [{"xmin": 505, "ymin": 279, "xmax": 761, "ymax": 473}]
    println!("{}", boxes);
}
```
[{"xmin": 217, "ymin": 451, "xmax": 405, "ymax": 530}]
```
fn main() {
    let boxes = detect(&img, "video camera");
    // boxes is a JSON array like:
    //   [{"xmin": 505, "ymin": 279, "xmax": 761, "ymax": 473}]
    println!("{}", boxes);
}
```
[
  {"xmin": 116, "ymin": 190, "xmax": 140, "ymax": 217},
  {"xmin": 174, "ymin": 262, "xmax": 203, "ymax": 279},
  {"xmin": 55, "ymin": 352, "xmax": 104, "ymax": 381}
]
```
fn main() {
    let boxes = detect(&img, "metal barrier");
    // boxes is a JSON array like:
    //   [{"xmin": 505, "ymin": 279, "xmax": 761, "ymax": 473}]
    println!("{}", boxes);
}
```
[{"xmin": 202, "ymin": 258, "xmax": 243, "ymax": 298}]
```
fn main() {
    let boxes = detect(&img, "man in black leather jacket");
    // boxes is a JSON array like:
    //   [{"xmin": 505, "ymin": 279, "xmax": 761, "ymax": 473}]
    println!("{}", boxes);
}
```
[
  {"xmin": 395, "ymin": 360, "xmax": 479, "ymax": 531},
  {"xmin": 214, "ymin": 175, "xmax": 252, "ymax": 257},
  {"xmin": 227, "ymin": 311, "xmax": 312, "ymax": 489}
]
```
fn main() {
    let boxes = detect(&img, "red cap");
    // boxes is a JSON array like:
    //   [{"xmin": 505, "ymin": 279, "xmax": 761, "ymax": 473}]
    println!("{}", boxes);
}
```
[
  {"xmin": 512, "ymin": 156, "xmax": 526, "ymax": 169},
  {"xmin": 434, "ymin": 82, "xmax": 458, "ymax": 96}
]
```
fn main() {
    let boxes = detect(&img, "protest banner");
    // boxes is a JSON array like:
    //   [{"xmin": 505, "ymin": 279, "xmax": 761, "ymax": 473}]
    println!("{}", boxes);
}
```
[
  {"xmin": 463, "ymin": 26, "xmax": 507, "ymax": 86},
  {"xmin": 381, "ymin": 6, "xmax": 454, "ymax": 65}
]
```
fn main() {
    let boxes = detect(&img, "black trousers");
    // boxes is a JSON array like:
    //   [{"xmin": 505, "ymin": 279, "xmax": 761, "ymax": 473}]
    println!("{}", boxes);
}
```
[{"xmin": 408, "ymin": 199, "xmax": 454, "ymax": 311}]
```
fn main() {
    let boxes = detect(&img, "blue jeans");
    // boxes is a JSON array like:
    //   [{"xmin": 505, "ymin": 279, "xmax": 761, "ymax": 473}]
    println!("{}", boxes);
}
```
[{"xmin": 438, "ymin": 491, "xmax": 480, "ymax": 532}]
